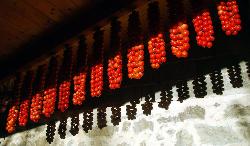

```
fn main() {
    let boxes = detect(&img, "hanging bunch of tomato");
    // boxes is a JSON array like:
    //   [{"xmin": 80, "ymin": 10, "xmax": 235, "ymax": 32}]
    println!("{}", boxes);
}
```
[
  {"xmin": 6, "ymin": 74, "xmax": 22, "ymax": 133},
  {"xmin": 73, "ymin": 37, "xmax": 88, "ymax": 105},
  {"xmin": 193, "ymin": 10, "xmax": 215, "ymax": 48},
  {"xmin": 58, "ymin": 46, "xmax": 74, "ymax": 112},
  {"xmin": 90, "ymin": 64, "xmax": 103, "ymax": 97},
  {"xmin": 6, "ymin": 103, "xmax": 19, "ymax": 133},
  {"xmin": 107, "ymin": 18, "xmax": 122, "ymax": 89},
  {"xmin": 148, "ymin": 34, "xmax": 166, "ymax": 69},
  {"xmin": 169, "ymin": 22, "xmax": 190, "ymax": 58},
  {"xmin": 108, "ymin": 53, "xmax": 122, "ymax": 89},
  {"xmin": 147, "ymin": 1, "xmax": 167, "ymax": 69},
  {"xmin": 127, "ymin": 11, "xmax": 144, "ymax": 79},
  {"xmin": 127, "ymin": 45, "xmax": 144, "ymax": 79},
  {"xmin": 168, "ymin": 0, "xmax": 190, "ymax": 58},
  {"xmin": 73, "ymin": 72, "xmax": 86, "ymax": 105},
  {"xmin": 18, "ymin": 71, "xmax": 34, "ymax": 126},
  {"xmin": 217, "ymin": 0, "xmax": 241, "ymax": 35},
  {"xmin": 90, "ymin": 29, "xmax": 104, "ymax": 97},
  {"xmin": 30, "ymin": 65, "xmax": 47, "ymax": 122},
  {"xmin": 42, "ymin": 57, "xmax": 58, "ymax": 117}
]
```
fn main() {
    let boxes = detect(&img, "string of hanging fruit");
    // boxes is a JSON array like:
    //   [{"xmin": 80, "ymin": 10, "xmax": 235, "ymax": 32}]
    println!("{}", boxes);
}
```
[
  {"xmin": 90, "ymin": 29, "xmax": 104, "ymax": 97},
  {"xmin": 217, "ymin": 0, "xmax": 241, "ymax": 36},
  {"xmin": 58, "ymin": 47, "xmax": 74, "ymax": 112},
  {"xmin": 42, "ymin": 57, "xmax": 58, "ymax": 117},
  {"xmin": 147, "ymin": 1, "xmax": 167, "ymax": 69},
  {"xmin": 127, "ymin": 11, "xmax": 144, "ymax": 79},
  {"xmin": 72, "ymin": 37, "xmax": 88, "ymax": 105},
  {"xmin": 107, "ymin": 18, "xmax": 123, "ymax": 89},
  {"xmin": 18, "ymin": 71, "xmax": 34, "ymax": 126},
  {"xmin": 5, "ymin": 74, "xmax": 22, "ymax": 133},
  {"xmin": 30, "ymin": 65, "xmax": 47, "ymax": 122}
]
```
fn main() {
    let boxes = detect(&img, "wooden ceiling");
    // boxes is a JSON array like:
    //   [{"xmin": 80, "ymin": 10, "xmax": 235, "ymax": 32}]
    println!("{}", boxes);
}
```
[
  {"xmin": 0, "ymin": 0, "xmax": 137, "ymax": 79},
  {"xmin": 0, "ymin": 0, "xmax": 91, "ymax": 57}
]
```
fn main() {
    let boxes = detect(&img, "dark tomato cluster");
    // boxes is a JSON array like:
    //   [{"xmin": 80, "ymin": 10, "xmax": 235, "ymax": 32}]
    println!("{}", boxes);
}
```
[
  {"xmin": 148, "ymin": 33, "xmax": 167, "ymax": 69},
  {"xmin": 6, "ymin": 105, "xmax": 19, "ymax": 133},
  {"xmin": 18, "ymin": 99, "xmax": 30, "ymax": 126},
  {"xmin": 30, "ymin": 93, "xmax": 43, "ymax": 122},
  {"xmin": 193, "ymin": 10, "xmax": 215, "ymax": 48},
  {"xmin": 108, "ymin": 52, "xmax": 122, "ymax": 89},
  {"xmin": 73, "ymin": 72, "xmax": 86, "ymax": 105},
  {"xmin": 90, "ymin": 64, "xmax": 103, "ymax": 97},
  {"xmin": 127, "ymin": 45, "xmax": 144, "ymax": 79},
  {"xmin": 169, "ymin": 22, "xmax": 190, "ymax": 58},
  {"xmin": 217, "ymin": 0, "xmax": 241, "ymax": 36},
  {"xmin": 58, "ymin": 81, "xmax": 71, "ymax": 112},
  {"xmin": 42, "ymin": 88, "xmax": 57, "ymax": 117}
]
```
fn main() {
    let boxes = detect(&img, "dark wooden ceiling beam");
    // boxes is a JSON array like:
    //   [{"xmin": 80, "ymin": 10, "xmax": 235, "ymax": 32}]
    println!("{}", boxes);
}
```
[
  {"xmin": 45, "ymin": 0, "xmax": 79, "ymax": 16},
  {"xmin": 23, "ymin": 0, "xmax": 64, "ymax": 22},
  {"xmin": 0, "ymin": 3, "xmax": 43, "ymax": 37},
  {"xmin": 1, "ymin": 1, "xmax": 55, "ymax": 30},
  {"xmin": 70, "ymin": 0, "xmax": 92, "ymax": 10},
  {"xmin": 0, "ymin": 29, "xmax": 23, "ymax": 51}
]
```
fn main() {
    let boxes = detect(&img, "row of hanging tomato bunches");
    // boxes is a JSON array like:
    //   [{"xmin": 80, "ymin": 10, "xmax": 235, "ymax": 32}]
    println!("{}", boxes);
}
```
[{"xmin": 5, "ymin": 0, "xmax": 242, "ymax": 133}]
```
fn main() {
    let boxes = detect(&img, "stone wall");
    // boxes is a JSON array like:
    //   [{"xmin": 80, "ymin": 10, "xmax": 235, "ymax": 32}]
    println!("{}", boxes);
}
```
[{"xmin": 0, "ymin": 62, "xmax": 250, "ymax": 146}]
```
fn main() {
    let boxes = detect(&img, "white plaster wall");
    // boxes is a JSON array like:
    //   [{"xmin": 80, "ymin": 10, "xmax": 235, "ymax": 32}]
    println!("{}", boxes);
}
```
[{"xmin": 1, "ymin": 61, "xmax": 250, "ymax": 146}]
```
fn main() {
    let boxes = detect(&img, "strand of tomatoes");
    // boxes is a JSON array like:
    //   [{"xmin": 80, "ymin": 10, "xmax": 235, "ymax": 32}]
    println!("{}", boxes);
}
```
[
  {"xmin": 43, "ymin": 87, "xmax": 57, "ymax": 117},
  {"xmin": 107, "ymin": 19, "xmax": 122, "ymax": 89},
  {"xmin": 58, "ymin": 48, "xmax": 74, "ymax": 112},
  {"xmin": 148, "ymin": 34, "xmax": 167, "ymax": 69},
  {"xmin": 108, "ymin": 52, "xmax": 122, "ymax": 89},
  {"xmin": 72, "ymin": 38, "xmax": 88, "ymax": 105},
  {"xmin": 193, "ymin": 10, "xmax": 215, "ymax": 48},
  {"xmin": 30, "ymin": 66, "xmax": 47, "ymax": 123},
  {"xmin": 42, "ymin": 57, "xmax": 58, "ymax": 117},
  {"xmin": 169, "ymin": 22, "xmax": 190, "ymax": 58},
  {"xmin": 18, "ymin": 72, "xmax": 34, "ymax": 126},
  {"xmin": 90, "ymin": 64, "xmax": 103, "ymax": 97},
  {"xmin": 5, "ymin": 101, "xmax": 19, "ymax": 133},
  {"xmin": 217, "ymin": 0, "xmax": 241, "ymax": 36},
  {"xmin": 90, "ymin": 30, "xmax": 104, "ymax": 97},
  {"xmin": 127, "ymin": 45, "xmax": 144, "ymax": 79},
  {"xmin": 73, "ymin": 72, "xmax": 87, "ymax": 105},
  {"xmin": 6, "ymin": 75, "xmax": 22, "ymax": 133}
]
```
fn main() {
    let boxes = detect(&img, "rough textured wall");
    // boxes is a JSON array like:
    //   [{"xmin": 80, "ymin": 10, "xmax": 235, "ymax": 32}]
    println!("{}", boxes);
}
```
[{"xmin": 0, "ymin": 62, "xmax": 250, "ymax": 146}]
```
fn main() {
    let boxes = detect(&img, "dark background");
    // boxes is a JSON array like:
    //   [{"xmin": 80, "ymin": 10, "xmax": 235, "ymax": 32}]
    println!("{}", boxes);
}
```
[{"xmin": 0, "ymin": 0, "xmax": 250, "ymax": 138}]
